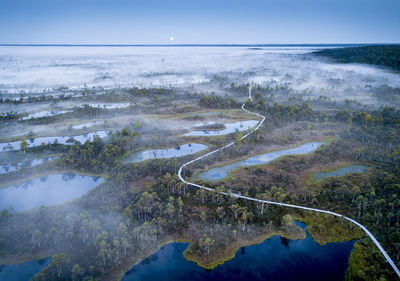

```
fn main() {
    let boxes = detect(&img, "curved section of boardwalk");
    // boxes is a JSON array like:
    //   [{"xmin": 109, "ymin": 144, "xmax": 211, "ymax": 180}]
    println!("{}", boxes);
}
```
[{"xmin": 178, "ymin": 93, "xmax": 400, "ymax": 278}]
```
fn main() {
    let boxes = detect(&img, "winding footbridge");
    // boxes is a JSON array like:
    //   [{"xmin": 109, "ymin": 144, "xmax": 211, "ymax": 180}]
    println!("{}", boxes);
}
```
[{"xmin": 177, "ymin": 89, "xmax": 400, "ymax": 278}]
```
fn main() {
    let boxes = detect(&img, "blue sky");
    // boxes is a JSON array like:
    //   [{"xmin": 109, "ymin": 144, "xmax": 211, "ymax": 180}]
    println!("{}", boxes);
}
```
[{"xmin": 0, "ymin": 0, "xmax": 399, "ymax": 44}]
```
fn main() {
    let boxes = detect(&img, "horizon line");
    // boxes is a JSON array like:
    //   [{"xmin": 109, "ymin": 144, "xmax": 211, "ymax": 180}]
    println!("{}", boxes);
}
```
[{"xmin": 1, "ymin": 43, "xmax": 399, "ymax": 47}]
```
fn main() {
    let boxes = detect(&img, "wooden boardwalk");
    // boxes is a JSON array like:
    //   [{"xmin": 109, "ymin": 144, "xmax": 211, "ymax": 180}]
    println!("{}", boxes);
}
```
[{"xmin": 178, "ymin": 89, "xmax": 400, "ymax": 278}]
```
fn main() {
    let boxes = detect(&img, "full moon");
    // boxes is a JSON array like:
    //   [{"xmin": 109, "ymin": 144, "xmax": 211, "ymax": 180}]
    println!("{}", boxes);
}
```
[{"xmin": 170, "ymin": 36, "xmax": 174, "ymax": 41}]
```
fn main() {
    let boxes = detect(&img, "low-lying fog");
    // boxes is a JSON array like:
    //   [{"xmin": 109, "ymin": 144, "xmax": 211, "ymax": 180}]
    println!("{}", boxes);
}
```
[{"xmin": 0, "ymin": 46, "xmax": 399, "ymax": 107}]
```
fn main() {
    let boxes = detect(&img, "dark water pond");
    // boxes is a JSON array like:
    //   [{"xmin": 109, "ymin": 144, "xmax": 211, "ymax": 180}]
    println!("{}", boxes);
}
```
[
  {"xmin": 122, "ymin": 222, "xmax": 355, "ymax": 281},
  {"xmin": 0, "ymin": 173, "xmax": 104, "ymax": 212},
  {"xmin": 198, "ymin": 141, "xmax": 325, "ymax": 181},
  {"xmin": 0, "ymin": 258, "xmax": 50, "ymax": 281},
  {"xmin": 311, "ymin": 164, "xmax": 368, "ymax": 182}
]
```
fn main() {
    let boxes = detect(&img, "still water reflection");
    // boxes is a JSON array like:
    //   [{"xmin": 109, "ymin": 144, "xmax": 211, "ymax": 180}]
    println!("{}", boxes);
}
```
[
  {"xmin": 0, "ymin": 258, "xmax": 50, "ymax": 281},
  {"xmin": 311, "ymin": 165, "xmax": 368, "ymax": 182},
  {"xmin": 0, "ymin": 173, "xmax": 104, "ymax": 211},
  {"xmin": 198, "ymin": 142, "xmax": 325, "ymax": 181},
  {"xmin": 122, "ymin": 222, "xmax": 355, "ymax": 281},
  {"xmin": 122, "ymin": 143, "xmax": 208, "ymax": 163}
]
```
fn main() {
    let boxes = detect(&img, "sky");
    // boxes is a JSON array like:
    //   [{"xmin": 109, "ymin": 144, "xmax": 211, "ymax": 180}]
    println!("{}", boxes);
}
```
[{"xmin": 0, "ymin": 0, "xmax": 399, "ymax": 44}]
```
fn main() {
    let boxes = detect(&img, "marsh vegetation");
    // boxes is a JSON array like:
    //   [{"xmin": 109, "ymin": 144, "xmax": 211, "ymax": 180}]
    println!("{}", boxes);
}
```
[{"xmin": 0, "ymin": 45, "xmax": 399, "ymax": 281}]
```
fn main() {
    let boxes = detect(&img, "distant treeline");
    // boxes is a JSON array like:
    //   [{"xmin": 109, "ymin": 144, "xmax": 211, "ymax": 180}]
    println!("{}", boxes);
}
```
[{"xmin": 313, "ymin": 45, "xmax": 400, "ymax": 71}]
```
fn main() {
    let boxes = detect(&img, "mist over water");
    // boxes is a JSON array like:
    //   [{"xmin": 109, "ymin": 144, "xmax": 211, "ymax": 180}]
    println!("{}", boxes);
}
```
[
  {"xmin": 0, "ymin": 44, "xmax": 397, "ymax": 280},
  {"xmin": 0, "ymin": 173, "xmax": 104, "ymax": 211},
  {"xmin": 0, "ymin": 46, "xmax": 399, "ymax": 107}
]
